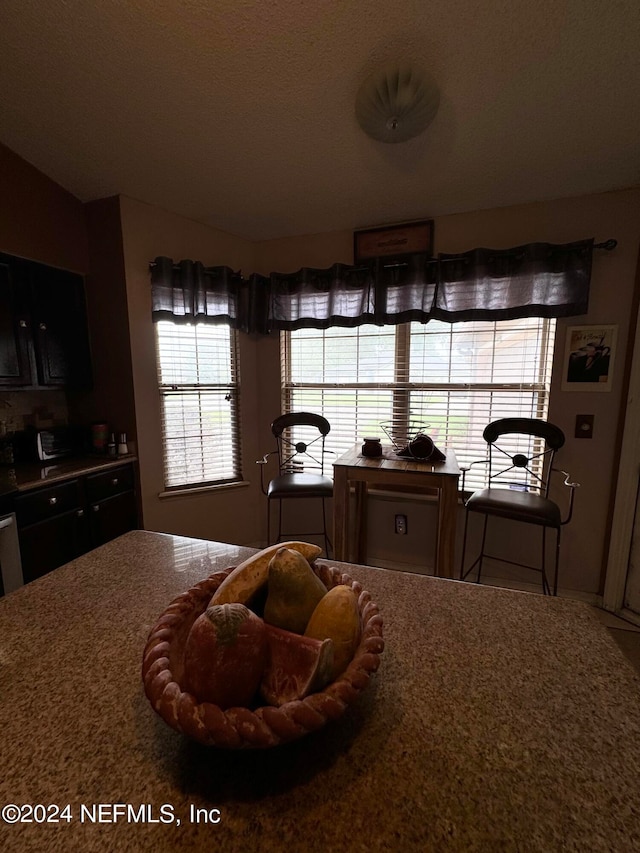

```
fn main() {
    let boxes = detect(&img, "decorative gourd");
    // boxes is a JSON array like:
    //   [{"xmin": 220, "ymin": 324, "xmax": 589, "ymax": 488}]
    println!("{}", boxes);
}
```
[
  {"xmin": 210, "ymin": 541, "xmax": 322, "ymax": 608},
  {"xmin": 305, "ymin": 585, "xmax": 362, "ymax": 679},
  {"xmin": 182, "ymin": 603, "xmax": 267, "ymax": 709},
  {"xmin": 260, "ymin": 622, "xmax": 334, "ymax": 706},
  {"xmin": 263, "ymin": 547, "xmax": 328, "ymax": 633}
]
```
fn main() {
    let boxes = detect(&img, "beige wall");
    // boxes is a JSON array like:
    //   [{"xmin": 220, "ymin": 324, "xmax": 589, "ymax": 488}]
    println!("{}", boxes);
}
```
[
  {"xmin": 252, "ymin": 188, "xmax": 640, "ymax": 595},
  {"xmin": 118, "ymin": 196, "xmax": 265, "ymax": 546}
]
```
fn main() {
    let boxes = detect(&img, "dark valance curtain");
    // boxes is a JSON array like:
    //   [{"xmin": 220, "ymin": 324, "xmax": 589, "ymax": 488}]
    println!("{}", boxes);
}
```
[
  {"xmin": 262, "ymin": 239, "xmax": 594, "ymax": 331},
  {"xmin": 266, "ymin": 263, "xmax": 376, "ymax": 330},
  {"xmin": 150, "ymin": 239, "xmax": 595, "ymax": 333},
  {"xmin": 151, "ymin": 256, "xmax": 245, "ymax": 328},
  {"xmin": 434, "ymin": 239, "xmax": 594, "ymax": 322},
  {"xmin": 375, "ymin": 253, "xmax": 438, "ymax": 324}
]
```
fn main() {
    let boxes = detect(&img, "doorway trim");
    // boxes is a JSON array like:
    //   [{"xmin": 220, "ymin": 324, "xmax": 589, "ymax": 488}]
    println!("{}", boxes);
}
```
[{"xmin": 604, "ymin": 247, "xmax": 640, "ymax": 617}]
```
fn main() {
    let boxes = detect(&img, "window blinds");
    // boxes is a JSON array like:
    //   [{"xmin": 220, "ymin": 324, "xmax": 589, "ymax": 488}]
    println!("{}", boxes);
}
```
[
  {"xmin": 156, "ymin": 321, "xmax": 242, "ymax": 489},
  {"xmin": 282, "ymin": 317, "xmax": 555, "ymax": 490}
]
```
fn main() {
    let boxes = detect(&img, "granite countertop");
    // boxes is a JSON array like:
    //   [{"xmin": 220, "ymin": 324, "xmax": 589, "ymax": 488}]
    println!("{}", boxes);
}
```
[
  {"xmin": 0, "ymin": 531, "xmax": 639, "ymax": 852},
  {"xmin": 9, "ymin": 454, "xmax": 137, "ymax": 492}
]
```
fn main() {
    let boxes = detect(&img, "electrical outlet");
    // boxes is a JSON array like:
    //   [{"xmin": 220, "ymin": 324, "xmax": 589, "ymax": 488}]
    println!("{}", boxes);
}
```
[
  {"xmin": 395, "ymin": 514, "xmax": 408, "ymax": 535},
  {"xmin": 575, "ymin": 414, "xmax": 594, "ymax": 439}
]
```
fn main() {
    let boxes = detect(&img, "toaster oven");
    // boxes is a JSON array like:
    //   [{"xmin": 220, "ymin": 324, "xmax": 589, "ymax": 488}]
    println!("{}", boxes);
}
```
[{"xmin": 14, "ymin": 426, "xmax": 85, "ymax": 463}]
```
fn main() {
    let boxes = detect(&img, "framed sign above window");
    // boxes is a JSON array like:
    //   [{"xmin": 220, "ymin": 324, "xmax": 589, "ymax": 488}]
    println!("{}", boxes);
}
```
[
  {"xmin": 561, "ymin": 324, "xmax": 617, "ymax": 392},
  {"xmin": 353, "ymin": 219, "xmax": 434, "ymax": 264}
]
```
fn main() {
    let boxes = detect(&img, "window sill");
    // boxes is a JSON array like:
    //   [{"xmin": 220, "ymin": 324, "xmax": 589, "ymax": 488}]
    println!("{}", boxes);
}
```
[{"xmin": 158, "ymin": 480, "xmax": 250, "ymax": 499}]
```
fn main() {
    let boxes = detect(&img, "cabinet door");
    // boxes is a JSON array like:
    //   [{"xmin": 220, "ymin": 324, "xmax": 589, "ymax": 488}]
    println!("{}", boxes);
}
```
[
  {"xmin": 89, "ymin": 490, "xmax": 137, "ymax": 547},
  {"xmin": 0, "ymin": 256, "xmax": 31, "ymax": 385},
  {"xmin": 14, "ymin": 478, "xmax": 84, "ymax": 527},
  {"xmin": 19, "ymin": 510, "xmax": 90, "ymax": 584},
  {"xmin": 86, "ymin": 465, "xmax": 135, "ymax": 504},
  {"xmin": 30, "ymin": 263, "xmax": 93, "ymax": 389}
]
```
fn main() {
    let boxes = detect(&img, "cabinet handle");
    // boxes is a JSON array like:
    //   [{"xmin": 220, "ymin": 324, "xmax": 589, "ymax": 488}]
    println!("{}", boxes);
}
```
[
  {"xmin": 49, "ymin": 496, "xmax": 57, "ymax": 506},
  {"xmin": 39, "ymin": 322, "xmax": 47, "ymax": 331},
  {"xmin": 19, "ymin": 319, "xmax": 27, "ymax": 328},
  {"xmin": 76, "ymin": 509, "xmax": 84, "ymax": 518},
  {"xmin": 92, "ymin": 505, "xmax": 100, "ymax": 512},
  {"xmin": 111, "ymin": 478, "xmax": 119, "ymax": 486}
]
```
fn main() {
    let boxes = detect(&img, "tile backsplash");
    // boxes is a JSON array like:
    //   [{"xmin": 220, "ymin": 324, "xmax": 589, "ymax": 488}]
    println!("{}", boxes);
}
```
[{"xmin": 0, "ymin": 391, "xmax": 68, "ymax": 435}]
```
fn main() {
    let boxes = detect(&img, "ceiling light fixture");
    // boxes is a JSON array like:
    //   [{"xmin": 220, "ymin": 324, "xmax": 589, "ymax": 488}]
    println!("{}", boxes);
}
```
[{"xmin": 355, "ymin": 61, "xmax": 440, "ymax": 144}]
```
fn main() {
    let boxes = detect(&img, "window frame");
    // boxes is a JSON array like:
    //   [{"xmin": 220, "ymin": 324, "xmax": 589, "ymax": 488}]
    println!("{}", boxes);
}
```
[
  {"xmin": 154, "ymin": 319, "xmax": 243, "ymax": 492},
  {"xmin": 281, "ymin": 318, "xmax": 556, "ymax": 491}
]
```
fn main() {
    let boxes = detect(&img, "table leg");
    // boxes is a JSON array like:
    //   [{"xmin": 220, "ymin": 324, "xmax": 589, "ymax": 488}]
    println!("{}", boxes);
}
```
[
  {"xmin": 333, "ymin": 467, "xmax": 349, "ymax": 561},
  {"xmin": 436, "ymin": 477, "xmax": 459, "ymax": 578},
  {"xmin": 353, "ymin": 481, "xmax": 368, "ymax": 564}
]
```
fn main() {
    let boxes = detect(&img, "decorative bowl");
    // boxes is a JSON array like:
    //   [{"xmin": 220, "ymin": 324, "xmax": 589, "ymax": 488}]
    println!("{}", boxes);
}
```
[
  {"xmin": 142, "ymin": 562, "xmax": 384, "ymax": 748},
  {"xmin": 380, "ymin": 419, "xmax": 430, "ymax": 456}
]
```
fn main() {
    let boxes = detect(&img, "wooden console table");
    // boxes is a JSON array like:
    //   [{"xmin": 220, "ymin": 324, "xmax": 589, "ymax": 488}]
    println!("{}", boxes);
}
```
[{"xmin": 332, "ymin": 445, "xmax": 461, "ymax": 577}]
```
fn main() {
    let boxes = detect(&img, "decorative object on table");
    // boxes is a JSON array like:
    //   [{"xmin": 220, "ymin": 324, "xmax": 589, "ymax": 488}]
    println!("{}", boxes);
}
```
[
  {"xmin": 361, "ymin": 437, "xmax": 383, "ymax": 457},
  {"xmin": 107, "ymin": 433, "xmax": 117, "ymax": 457},
  {"xmin": 561, "ymin": 324, "xmax": 617, "ymax": 392},
  {"xmin": 355, "ymin": 61, "xmax": 440, "ymax": 144},
  {"xmin": 353, "ymin": 219, "xmax": 434, "ymax": 264},
  {"xmin": 142, "ymin": 544, "xmax": 384, "ymax": 748},
  {"xmin": 380, "ymin": 420, "xmax": 446, "ymax": 461}
]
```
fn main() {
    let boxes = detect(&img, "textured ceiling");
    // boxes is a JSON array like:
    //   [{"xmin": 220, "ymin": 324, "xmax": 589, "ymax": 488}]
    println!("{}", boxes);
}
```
[{"xmin": 0, "ymin": 0, "xmax": 639, "ymax": 241}]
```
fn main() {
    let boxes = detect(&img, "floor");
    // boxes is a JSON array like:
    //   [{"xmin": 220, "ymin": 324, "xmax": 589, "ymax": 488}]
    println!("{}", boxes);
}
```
[{"xmin": 607, "ymin": 627, "xmax": 640, "ymax": 675}]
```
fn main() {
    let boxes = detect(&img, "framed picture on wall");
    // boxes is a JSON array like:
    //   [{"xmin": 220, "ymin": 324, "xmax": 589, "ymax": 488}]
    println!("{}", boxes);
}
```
[
  {"xmin": 561, "ymin": 324, "xmax": 617, "ymax": 392},
  {"xmin": 353, "ymin": 219, "xmax": 434, "ymax": 263}
]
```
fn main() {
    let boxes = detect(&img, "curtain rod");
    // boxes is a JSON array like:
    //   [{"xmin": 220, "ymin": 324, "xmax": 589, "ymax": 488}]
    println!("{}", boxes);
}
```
[{"xmin": 148, "ymin": 239, "xmax": 617, "ymax": 273}]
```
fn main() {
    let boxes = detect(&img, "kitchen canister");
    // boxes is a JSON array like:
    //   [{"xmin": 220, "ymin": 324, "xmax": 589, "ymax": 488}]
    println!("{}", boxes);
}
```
[
  {"xmin": 91, "ymin": 423, "xmax": 109, "ymax": 453},
  {"xmin": 362, "ymin": 437, "xmax": 382, "ymax": 457}
]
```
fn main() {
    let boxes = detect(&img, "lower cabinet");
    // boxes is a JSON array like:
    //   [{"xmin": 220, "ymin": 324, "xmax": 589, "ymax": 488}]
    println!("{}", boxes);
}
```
[
  {"xmin": 86, "ymin": 465, "xmax": 138, "ymax": 547},
  {"xmin": 15, "ymin": 463, "xmax": 137, "ymax": 584}
]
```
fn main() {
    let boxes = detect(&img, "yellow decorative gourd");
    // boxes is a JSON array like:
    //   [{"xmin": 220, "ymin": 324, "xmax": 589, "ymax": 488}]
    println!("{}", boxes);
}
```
[
  {"xmin": 210, "ymin": 541, "xmax": 322, "ymax": 608},
  {"xmin": 305, "ymin": 585, "xmax": 361, "ymax": 680}
]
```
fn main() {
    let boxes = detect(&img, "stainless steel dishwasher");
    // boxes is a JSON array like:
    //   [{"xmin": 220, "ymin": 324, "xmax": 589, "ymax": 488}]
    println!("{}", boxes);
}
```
[{"xmin": 0, "ymin": 512, "xmax": 23, "ymax": 595}]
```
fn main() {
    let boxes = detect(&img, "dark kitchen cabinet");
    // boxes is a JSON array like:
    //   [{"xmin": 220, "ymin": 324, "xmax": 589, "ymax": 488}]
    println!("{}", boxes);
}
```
[
  {"xmin": 14, "ymin": 479, "xmax": 89, "ymax": 584},
  {"xmin": 0, "ymin": 257, "xmax": 31, "ymax": 386},
  {"xmin": 19, "ymin": 510, "xmax": 90, "ymax": 584},
  {"xmin": 0, "ymin": 252, "xmax": 92, "ymax": 389},
  {"xmin": 15, "ymin": 462, "xmax": 137, "ymax": 584},
  {"xmin": 86, "ymin": 465, "xmax": 138, "ymax": 547}
]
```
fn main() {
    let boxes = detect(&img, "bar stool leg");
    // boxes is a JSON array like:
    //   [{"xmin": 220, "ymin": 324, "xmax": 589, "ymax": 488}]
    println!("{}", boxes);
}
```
[
  {"xmin": 553, "ymin": 528, "xmax": 561, "ymax": 597},
  {"xmin": 321, "ymin": 497, "xmax": 333, "ymax": 557},
  {"xmin": 541, "ymin": 526, "xmax": 550, "ymax": 595},
  {"xmin": 277, "ymin": 498, "xmax": 283, "ymax": 543},
  {"xmin": 460, "ymin": 507, "xmax": 471, "ymax": 580},
  {"xmin": 476, "ymin": 515, "xmax": 489, "ymax": 584}
]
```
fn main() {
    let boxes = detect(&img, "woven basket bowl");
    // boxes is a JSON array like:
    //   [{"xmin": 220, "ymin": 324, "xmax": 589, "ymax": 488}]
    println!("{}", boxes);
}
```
[{"xmin": 142, "ymin": 562, "xmax": 384, "ymax": 748}]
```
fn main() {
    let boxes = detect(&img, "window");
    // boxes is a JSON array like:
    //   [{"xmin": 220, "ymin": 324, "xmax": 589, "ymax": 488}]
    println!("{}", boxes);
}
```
[
  {"xmin": 155, "ymin": 321, "xmax": 242, "ymax": 489},
  {"xmin": 281, "ymin": 317, "xmax": 556, "ymax": 490}
]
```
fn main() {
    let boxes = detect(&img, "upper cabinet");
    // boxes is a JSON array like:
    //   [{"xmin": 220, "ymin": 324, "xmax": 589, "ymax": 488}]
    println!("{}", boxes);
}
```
[
  {"xmin": 0, "ymin": 255, "xmax": 31, "ymax": 385},
  {"xmin": 0, "ymin": 252, "xmax": 93, "ymax": 389}
]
